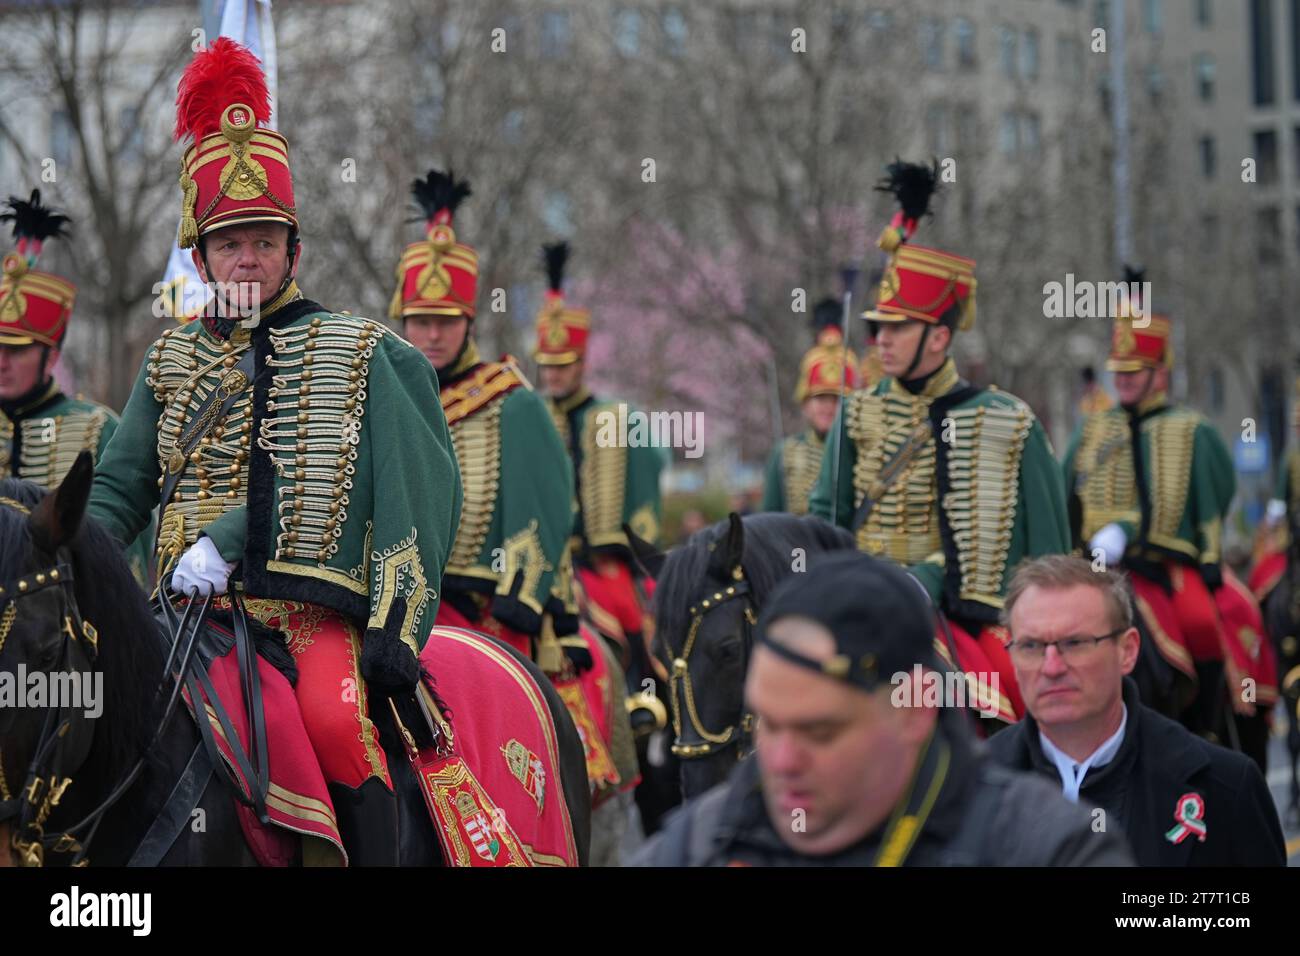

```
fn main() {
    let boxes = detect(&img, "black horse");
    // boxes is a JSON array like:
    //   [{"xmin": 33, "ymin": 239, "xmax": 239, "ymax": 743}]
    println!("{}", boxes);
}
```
[
  {"xmin": 0, "ymin": 454, "xmax": 590, "ymax": 866},
  {"xmin": 629, "ymin": 512, "xmax": 854, "ymax": 799},
  {"xmin": 1262, "ymin": 535, "xmax": 1300, "ymax": 828}
]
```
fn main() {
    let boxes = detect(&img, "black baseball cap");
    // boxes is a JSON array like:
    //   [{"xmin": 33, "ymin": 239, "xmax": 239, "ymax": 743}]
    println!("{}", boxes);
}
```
[{"xmin": 756, "ymin": 550, "xmax": 939, "ymax": 692}]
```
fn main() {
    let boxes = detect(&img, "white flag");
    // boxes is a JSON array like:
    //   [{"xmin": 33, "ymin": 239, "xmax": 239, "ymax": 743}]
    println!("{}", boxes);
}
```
[{"xmin": 159, "ymin": 0, "xmax": 277, "ymax": 320}]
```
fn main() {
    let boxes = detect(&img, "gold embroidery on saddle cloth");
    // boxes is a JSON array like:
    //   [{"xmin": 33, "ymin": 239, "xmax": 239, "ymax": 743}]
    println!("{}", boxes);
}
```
[
  {"xmin": 420, "ymin": 757, "xmax": 531, "ymax": 867},
  {"xmin": 780, "ymin": 432, "xmax": 824, "ymax": 516},
  {"xmin": 580, "ymin": 404, "xmax": 628, "ymax": 549},
  {"xmin": 13, "ymin": 408, "xmax": 108, "ymax": 487},
  {"xmin": 148, "ymin": 326, "xmax": 254, "ymax": 571},
  {"xmin": 259, "ymin": 316, "xmax": 384, "ymax": 570},
  {"xmin": 499, "ymin": 519, "xmax": 551, "ymax": 613},
  {"xmin": 845, "ymin": 389, "xmax": 941, "ymax": 563},
  {"xmin": 1074, "ymin": 411, "xmax": 1140, "ymax": 540},
  {"xmin": 445, "ymin": 398, "xmax": 502, "ymax": 574},
  {"xmin": 368, "ymin": 528, "xmax": 430, "ymax": 656},
  {"xmin": 943, "ymin": 400, "xmax": 1033, "ymax": 609}
]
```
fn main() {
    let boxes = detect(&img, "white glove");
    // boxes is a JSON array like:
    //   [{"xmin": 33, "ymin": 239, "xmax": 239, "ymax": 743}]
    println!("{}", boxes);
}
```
[
  {"xmin": 171, "ymin": 535, "xmax": 234, "ymax": 596},
  {"xmin": 1089, "ymin": 523, "xmax": 1128, "ymax": 567},
  {"xmin": 1265, "ymin": 498, "xmax": 1287, "ymax": 527}
]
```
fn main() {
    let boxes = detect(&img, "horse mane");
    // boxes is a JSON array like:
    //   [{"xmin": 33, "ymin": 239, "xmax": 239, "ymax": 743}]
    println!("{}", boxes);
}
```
[
  {"xmin": 654, "ymin": 512, "xmax": 855, "ymax": 650},
  {"xmin": 0, "ymin": 477, "xmax": 163, "ymax": 791}
]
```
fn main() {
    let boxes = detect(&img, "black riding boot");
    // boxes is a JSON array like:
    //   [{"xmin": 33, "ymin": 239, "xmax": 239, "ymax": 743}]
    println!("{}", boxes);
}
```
[{"xmin": 329, "ymin": 778, "xmax": 399, "ymax": 866}]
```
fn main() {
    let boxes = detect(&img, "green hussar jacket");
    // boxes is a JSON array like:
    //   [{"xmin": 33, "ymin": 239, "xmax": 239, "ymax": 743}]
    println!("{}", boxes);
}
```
[
  {"xmin": 546, "ymin": 388, "xmax": 666, "ymax": 558},
  {"xmin": 87, "ymin": 292, "xmax": 462, "ymax": 657},
  {"xmin": 761, "ymin": 429, "xmax": 825, "ymax": 515},
  {"xmin": 1063, "ymin": 396, "xmax": 1235, "ymax": 585},
  {"xmin": 1, "ymin": 382, "xmax": 154, "ymax": 585},
  {"xmin": 809, "ymin": 358, "xmax": 1071, "ymax": 624},
  {"xmin": 438, "ymin": 341, "xmax": 577, "ymax": 636}
]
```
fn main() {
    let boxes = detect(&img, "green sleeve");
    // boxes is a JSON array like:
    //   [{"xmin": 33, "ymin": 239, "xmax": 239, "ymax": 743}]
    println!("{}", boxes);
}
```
[
  {"xmin": 94, "ymin": 410, "xmax": 156, "ymax": 586},
  {"xmin": 1018, "ymin": 419, "xmax": 1072, "ymax": 561},
  {"xmin": 202, "ymin": 507, "xmax": 247, "ymax": 563},
  {"xmin": 808, "ymin": 404, "xmax": 855, "ymax": 527},
  {"xmin": 622, "ymin": 440, "xmax": 665, "ymax": 547},
  {"xmin": 761, "ymin": 443, "xmax": 786, "ymax": 512},
  {"xmin": 490, "ymin": 387, "xmax": 576, "ymax": 635},
  {"xmin": 1190, "ymin": 421, "xmax": 1234, "ymax": 577},
  {"xmin": 88, "ymin": 355, "xmax": 163, "ymax": 547},
  {"xmin": 362, "ymin": 338, "xmax": 463, "ymax": 653}
]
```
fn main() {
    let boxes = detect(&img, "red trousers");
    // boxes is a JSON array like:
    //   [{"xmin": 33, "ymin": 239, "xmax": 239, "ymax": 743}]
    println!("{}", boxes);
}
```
[{"xmin": 234, "ymin": 597, "xmax": 391, "ymax": 791}]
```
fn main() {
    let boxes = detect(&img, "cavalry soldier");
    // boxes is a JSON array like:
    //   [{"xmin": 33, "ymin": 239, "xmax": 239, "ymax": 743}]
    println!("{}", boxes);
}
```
[
  {"xmin": 761, "ymin": 299, "xmax": 857, "ymax": 515},
  {"xmin": 810, "ymin": 161, "xmax": 1071, "ymax": 723},
  {"xmin": 1062, "ymin": 276, "xmax": 1274, "ymax": 757},
  {"xmin": 534, "ymin": 243, "xmax": 667, "ymax": 721},
  {"xmin": 0, "ymin": 190, "xmax": 152, "ymax": 583},
  {"xmin": 87, "ymin": 39, "xmax": 461, "ymax": 864},
  {"xmin": 391, "ymin": 170, "xmax": 576, "ymax": 668}
]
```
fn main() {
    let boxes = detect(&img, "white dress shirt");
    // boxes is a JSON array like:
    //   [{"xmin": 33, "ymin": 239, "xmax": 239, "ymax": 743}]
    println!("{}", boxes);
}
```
[{"xmin": 1038, "ymin": 705, "xmax": 1128, "ymax": 803}]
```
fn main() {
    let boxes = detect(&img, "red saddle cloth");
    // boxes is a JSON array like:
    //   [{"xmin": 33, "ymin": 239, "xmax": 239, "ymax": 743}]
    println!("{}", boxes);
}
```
[
  {"xmin": 191, "ymin": 623, "xmax": 579, "ymax": 867},
  {"xmin": 415, "ymin": 626, "xmax": 580, "ymax": 867},
  {"xmin": 1214, "ymin": 568, "xmax": 1279, "ymax": 710},
  {"xmin": 934, "ymin": 621, "xmax": 1020, "ymax": 724}
]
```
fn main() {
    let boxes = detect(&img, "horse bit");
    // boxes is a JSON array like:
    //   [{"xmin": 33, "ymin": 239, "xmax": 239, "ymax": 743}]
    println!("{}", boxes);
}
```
[
  {"xmin": 0, "ymin": 495, "xmax": 100, "ymax": 867},
  {"xmin": 669, "ymin": 564, "xmax": 758, "ymax": 761}
]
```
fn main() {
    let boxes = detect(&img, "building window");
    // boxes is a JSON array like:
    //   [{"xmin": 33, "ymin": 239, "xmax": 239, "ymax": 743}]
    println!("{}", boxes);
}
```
[
  {"xmin": 954, "ymin": 17, "xmax": 976, "ymax": 70},
  {"xmin": 1199, "ymin": 135, "xmax": 1216, "ymax": 178},
  {"xmin": 662, "ymin": 8, "xmax": 687, "ymax": 57},
  {"xmin": 1254, "ymin": 128, "xmax": 1279, "ymax": 184},
  {"xmin": 999, "ymin": 25, "xmax": 1017, "ymax": 78},
  {"xmin": 1022, "ymin": 28, "xmax": 1040, "ymax": 80},
  {"xmin": 541, "ymin": 10, "xmax": 571, "ymax": 59},
  {"xmin": 1021, "ymin": 113, "xmax": 1042, "ymax": 154},
  {"xmin": 920, "ymin": 17, "xmax": 945, "ymax": 71},
  {"xmin": 1196, "ymin": 0, "xmax": 1213, "ymax": 26},
  {"xmin": 1194, "ymin": 53, "xmax": 1215, "ymax": 101},
  {"xmin": 1142, "ymin": 0, "xmax": 1163, "ymax": 35},
  {"xmin": 1094, "ymin": 0, "xmax": 1110, "ymax": 29},
  {"xmin": 614, "ymin": 8, "xmax": 641, "ymax": 56},
  {"xmin": 1258, "ymin": 206, "xmax": 1281, "ymax": 262},
  {"xmin": 1251, "ymin": 0, "xmax": 1275, "ymax": 106},
  {"xmin": 1146, "ymin": 64, "xmax": 1164, "ymax": 100},
  {"xmin": 1000, "ymin": 111, "xmax": 1019, "ymax": 155}
]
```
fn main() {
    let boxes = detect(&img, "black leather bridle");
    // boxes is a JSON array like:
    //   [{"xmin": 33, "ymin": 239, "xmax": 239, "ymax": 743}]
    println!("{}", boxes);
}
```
[
  {"xmin": 668, "ymin": 565, "xmax": 758, "ymax": 762},
  {"xmin": 1, "ymin": 491, "xmax": 271, "ymax": 866}
]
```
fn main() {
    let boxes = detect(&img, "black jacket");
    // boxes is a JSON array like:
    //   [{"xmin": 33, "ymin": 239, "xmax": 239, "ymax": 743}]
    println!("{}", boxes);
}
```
[
  {"xmin": 629, "ymin": 710, "xmax": 1133, "ymax": 867},
  {"xmin": 987, "ymin": 678, "xmax": 1285, "ymax": 866}
]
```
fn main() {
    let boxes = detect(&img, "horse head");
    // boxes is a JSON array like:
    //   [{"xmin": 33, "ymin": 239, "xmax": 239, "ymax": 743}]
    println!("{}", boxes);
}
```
[
  {"xmin": 652, "ymin": 512, "xmax": 854, "ymax": 798},
  {"xmin": 0, "ymin": 452, "xmax": 101, "ymax": 864}
]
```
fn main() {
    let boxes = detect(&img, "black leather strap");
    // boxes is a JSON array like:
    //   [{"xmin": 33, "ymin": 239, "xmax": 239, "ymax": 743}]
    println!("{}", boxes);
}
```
[
  {"xmin": 850, "ymin": 420, "xmax": 934, "ymax": 533},
  {"xmin": 126, "ymin": 741, "xmax": 214, "ymax": 867},
  {"xmin": 230, "ymin": 594, "xmax": 270, "ymax": 822}
]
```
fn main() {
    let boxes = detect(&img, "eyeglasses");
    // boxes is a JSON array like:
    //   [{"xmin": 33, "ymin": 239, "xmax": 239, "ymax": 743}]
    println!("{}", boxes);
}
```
[{"xmin": 1006, "ymin": 628, "xmax": 1126, "ymax": 664}]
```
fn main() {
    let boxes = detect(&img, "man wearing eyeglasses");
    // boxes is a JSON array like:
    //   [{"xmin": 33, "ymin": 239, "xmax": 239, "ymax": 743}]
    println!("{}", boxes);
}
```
[{"xmin": 989, "ymin": 555, "xmax": 1285, "ymax": 866}]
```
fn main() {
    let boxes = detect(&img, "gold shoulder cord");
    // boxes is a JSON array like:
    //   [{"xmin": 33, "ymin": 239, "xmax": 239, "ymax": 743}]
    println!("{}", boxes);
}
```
[{"xmin": 872, "ymin": 731, "xmax": 951, "ymax": 867}]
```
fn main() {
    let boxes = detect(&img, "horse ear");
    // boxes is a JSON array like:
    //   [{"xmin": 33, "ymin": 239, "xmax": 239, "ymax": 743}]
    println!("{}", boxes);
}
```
[
  {"xmin": 623, "ymin": 523, "xmax": 666, "ymax": 581},
  {"xmin": 707, "ymin": 512, "xmax": 744, "ymax": 581},
  {"xmin": 29, "ymin": 450, "xmax": 94, "ymax": 553}
]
